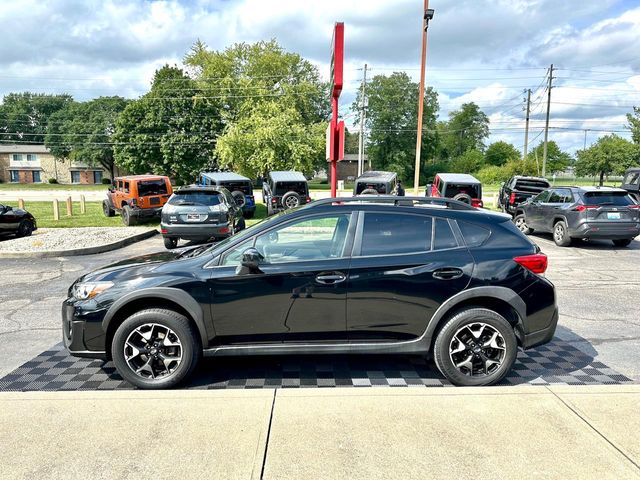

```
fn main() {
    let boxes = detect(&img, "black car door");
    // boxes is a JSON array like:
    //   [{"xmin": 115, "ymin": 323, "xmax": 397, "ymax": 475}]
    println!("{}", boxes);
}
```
[
  {"xmin": 207, "ymin": 212, "xmax": 355, "ymax": 344},
  {"xmin": 0, "ymin": 205, "xmax": 19, "ymax": 232},
  {"xmin": 346, "ymin": 211, "xmax": 474, "ymax": 341},
  {"xmin": 526, "ymin": 190, "xmax": 551, "ymax": 230}
]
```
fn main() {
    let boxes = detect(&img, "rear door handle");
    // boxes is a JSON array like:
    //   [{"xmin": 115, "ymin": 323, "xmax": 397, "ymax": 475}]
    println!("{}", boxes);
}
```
[
  {"xmin": 432, "ymin": 268, "xmax": 464, "ymax": 280},
  {"xmin": 315, "ymin": 273, "xmax": 346, "ymax": 285}
]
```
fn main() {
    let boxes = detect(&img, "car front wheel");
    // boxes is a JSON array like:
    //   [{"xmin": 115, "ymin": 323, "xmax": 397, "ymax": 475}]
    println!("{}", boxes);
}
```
[
  {"xmin": 111, "ymin": 308, "xmax": 201, "ymax": 389},
  {"xmin": 433, "ymin": 308, "xmax": 518, "ymax": 386},
  {"xmin": 513, "ymin": 214, "xmax": 532, "ymax": 235},
  {"xmin": 16, "ymin": 220, "xmax": 34, "ymax": 237},
  {"xmin": 553, "ymin": 220, "xmax": 571, "ymax": 247}
]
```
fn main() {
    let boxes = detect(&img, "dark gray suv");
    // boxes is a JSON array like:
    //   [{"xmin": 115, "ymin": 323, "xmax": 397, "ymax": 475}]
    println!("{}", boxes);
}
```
[{"xmin": 514, "ymin": 186, "xmax": 640, "ymax": 247}]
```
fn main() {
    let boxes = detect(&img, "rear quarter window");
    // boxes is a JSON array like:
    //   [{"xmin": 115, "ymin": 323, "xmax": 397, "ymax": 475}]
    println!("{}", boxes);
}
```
[{"xmin": 458, "ymin": 221, "xmax": 491, "ymax": 247}]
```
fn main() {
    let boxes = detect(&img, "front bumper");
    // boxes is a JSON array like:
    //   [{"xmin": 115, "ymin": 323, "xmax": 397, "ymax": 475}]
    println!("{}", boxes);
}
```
[
  {"xmin": 161, "ymin": 221, "xmax": 231, "ymax": 240},
  {"xmin": 62, "ymin": 300, "xmax": 107, "ymax": 359},
  {"xmin": 571, "ymin": 222, "xmax": 640, "ymax": 240}
]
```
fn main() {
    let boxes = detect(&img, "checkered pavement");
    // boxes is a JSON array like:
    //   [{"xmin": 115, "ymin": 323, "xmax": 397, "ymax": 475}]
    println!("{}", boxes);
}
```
[{"xmin": 0, "ymin": 340, "xmax": 634, "ymax": 391}]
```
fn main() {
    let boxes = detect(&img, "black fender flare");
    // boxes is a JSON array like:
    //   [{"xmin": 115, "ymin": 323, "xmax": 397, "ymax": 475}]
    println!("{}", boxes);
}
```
[
  {"xmin": 420, "ymin": 286, "xmax": 526, "ymax": 347},
  {"xmin": 102, "ymin": 287, "xmax": 209, "ymax": 346}
]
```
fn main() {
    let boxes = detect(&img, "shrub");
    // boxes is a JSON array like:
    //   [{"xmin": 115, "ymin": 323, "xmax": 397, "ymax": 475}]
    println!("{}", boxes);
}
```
[
  {"xmin": 476, "ymin": 165, "xmax": 508, "ymax": 184},
  {"xmin": 48, "ymin": 178, "xmax": 58, "ymax": 184},
  {"xmin": 101, "ymin": 178, "xmax": 112, "ymax": 184}
]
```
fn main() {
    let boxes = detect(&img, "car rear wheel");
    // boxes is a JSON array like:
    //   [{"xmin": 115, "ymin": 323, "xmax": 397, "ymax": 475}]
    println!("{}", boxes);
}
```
[
  {"xmin": 281, "ymin": 191, "xmax": 301, "ymax": 209},
  {"xmin": 121, "ymin": 205, "xmax": 137, "ymax": 226},
  {"xmin": 434, "ymin": 308, "xmax": 518, "ymax": 386},
  {"xmin": 16, "ymin": 220, "xmax": 34, "ymax": 237},
  {"xmin": 360, "ymin": 188, "xmax": 379, "ymax": 195},
  {"xmin": 231, "ymin": 190, "xmax": 246, "ymax": 208},
  {"xmin": 103, "ymin": 200, "xmax": 115, "ymax": 217},
  {"xmin": 453, "ymin": 193, "xmax": 472, "ymax": 205},
  {"xmin": 613, "ymin": 239, "xmax": 632, "ymax": 247},
  {"xmin": 164, "ymin": 237, "xmax": 178, "ymax": 249},
  {"xmin": 513, "ymin": 214, "xmax": 532, "ymax": 235},
  {"xmin": 111, "ymin": 308, "xmax": 201, "ymax": 390},
  {"xmin": 553, "ymin": 220, "xmax": 571, "ymax": 247}
]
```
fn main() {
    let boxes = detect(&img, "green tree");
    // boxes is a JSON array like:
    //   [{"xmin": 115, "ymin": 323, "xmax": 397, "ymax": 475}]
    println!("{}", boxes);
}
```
[
  {"xmin": 575, "ymin": 134, "xmax": 638, "ymax": 185},
  {"xmin": 45, "ymin": 96, "xmax": 128, "ymax": 179},
  {"xmin": 451, "ymin": 149, "xmax": 484, "ymax": 173},
  {"xmin": 439, "ymin": 102, "xmax": 489, "ymax": 160},
  {"xmin": 626, "ymin": 106, "xmax": 640, "ymax": 144},
  {"xmin": 113, "ymin": 66, "xmax": 223, "ymax": 183},
  {"xmin": 352, "ymin": 72, "xmax": 439, "ymax": 182},
  {"xmin": 0, "ymin": 92, "xmax": 73, "ymax": 143},
  {"xmin": 528, "ymin": 140, "xmax": 572, "ymax": 175},
  {"xmin": 184, "ymin": 40, "xmax": 329, "ymax": 175},
  {"xmin": 484, "ymin": 141, "xmax": 520, "ymax": 166}
]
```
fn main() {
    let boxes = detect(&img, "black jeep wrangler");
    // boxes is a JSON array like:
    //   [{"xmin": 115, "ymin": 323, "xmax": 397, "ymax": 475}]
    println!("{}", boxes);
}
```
[
  {"xmin": 262, "ymin": 171, "xmax": 310, "ymax": 215},
  {"xmin": 353, "ymin": 171, "xmax": 404, "ymax": 196}
]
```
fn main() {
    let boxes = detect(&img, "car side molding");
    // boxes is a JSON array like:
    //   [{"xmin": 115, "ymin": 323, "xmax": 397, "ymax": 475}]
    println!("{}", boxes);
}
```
[{"xmin": 101, "ymin": 287, "xmax": 209, "ymax": 345}]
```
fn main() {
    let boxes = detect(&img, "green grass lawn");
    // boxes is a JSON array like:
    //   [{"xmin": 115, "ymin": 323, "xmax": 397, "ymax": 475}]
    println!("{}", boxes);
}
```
[{"xmin": 0, "ymin": 183, "xmax": 108, "ymax": 191}]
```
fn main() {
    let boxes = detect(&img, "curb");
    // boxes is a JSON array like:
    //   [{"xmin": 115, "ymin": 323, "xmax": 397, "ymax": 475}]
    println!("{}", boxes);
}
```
[{"xmin": 0, "ymin": 229, "xmax": 158, "ymax": 258}]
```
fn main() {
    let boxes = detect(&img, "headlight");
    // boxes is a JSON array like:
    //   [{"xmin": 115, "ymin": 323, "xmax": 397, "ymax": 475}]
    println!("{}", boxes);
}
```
[{"xmin": 72, "ymin": 281, "xmax": 114, "ymax": 300}]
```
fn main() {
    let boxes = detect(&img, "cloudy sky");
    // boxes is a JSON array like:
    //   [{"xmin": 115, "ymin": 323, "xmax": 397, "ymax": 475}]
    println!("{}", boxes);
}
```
[{"xmin": 1, "ymin": 0, "xmax": 639, "ymax": 153}]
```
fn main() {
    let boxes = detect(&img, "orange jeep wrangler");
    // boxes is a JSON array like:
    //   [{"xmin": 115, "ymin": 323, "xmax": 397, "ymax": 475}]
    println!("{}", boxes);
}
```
[{"xmin": 103, "ymin": 175, "xmax": 173, "ymax": 226}]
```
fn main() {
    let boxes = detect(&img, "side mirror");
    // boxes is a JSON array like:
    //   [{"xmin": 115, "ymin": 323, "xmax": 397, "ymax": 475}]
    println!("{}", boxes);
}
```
[
  {"xmin": 425, "ymin": 184, "xmax": 432, "ymax": 196},
  {"xmin": 236, "ymin": 248, "xmax": 264, "ymax": 275}
]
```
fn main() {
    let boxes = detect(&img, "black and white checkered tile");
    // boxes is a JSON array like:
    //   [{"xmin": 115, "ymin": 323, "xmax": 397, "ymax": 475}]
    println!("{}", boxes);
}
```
[{"xmin": 0, "ymin": 340, "xmax": 634, "ymax": 391}]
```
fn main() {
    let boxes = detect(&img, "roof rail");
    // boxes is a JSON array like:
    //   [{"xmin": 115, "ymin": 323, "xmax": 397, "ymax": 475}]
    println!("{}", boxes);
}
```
[{"xmin": 306, "ymin": 196, "xmax": 475, "ymax": 210}]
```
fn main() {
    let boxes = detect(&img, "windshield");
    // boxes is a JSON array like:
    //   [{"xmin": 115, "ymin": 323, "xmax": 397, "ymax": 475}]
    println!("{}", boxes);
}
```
[
  {"xmin": 138, "ymin": 180, "xmax": 168, "ymax": 196},
  {"xmin": 582, "ymin": 191, "xmax": 634, "ymax": 206},
  {"xmin": 169, "ymin": 191, "xmax": 222, "ymax": 207}
]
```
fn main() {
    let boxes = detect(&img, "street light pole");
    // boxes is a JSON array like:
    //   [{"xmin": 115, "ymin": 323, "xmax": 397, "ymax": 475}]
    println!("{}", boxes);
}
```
[{"xmin": 413, "ymin": 2, "xmax": 434, "ymax": 195}]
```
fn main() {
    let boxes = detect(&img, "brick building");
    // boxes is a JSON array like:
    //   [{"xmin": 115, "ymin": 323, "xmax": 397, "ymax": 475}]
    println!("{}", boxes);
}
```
[{"xmin": 0, "ymin": 144, "xmax": 113, "ymax": 184}]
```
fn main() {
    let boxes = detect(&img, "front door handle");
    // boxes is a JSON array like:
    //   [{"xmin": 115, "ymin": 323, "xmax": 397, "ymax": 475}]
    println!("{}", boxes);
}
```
[
  {"xmin": 315, "ymin": 273, "xmax": 346, "ymax": 285},
  {"xmin": 432, "ymin": 268, "xmax": 464, "ymax": 280}
]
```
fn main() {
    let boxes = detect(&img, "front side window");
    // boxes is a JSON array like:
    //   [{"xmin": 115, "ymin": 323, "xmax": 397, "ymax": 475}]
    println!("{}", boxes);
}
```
[
  {"xmin": 123, "ymin": 181, "xmax": 130, "ymax": 193},
  {"xmin": 220, "ymin": 239, "xmax": 254, "ymax": 266},
  {"xmin": 360, "ymin": 213, "xmax": 432, "ymax": 256},
  {"xmin": 254, "ymin": 214, "xmax": 350, "ymax": 263},
  {"xmin": 622, "ymin": 172, "xmax": 640, "ymax": 186},
  {"xmin": 534, "ymin": 190, "xmax": 551, "ymax": 202}
]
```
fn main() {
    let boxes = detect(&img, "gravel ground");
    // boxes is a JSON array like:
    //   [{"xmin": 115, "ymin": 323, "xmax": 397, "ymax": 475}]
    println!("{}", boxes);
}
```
[{"xmin": 0, "ymin": 227, "xmax": 156, "ymax": 252}]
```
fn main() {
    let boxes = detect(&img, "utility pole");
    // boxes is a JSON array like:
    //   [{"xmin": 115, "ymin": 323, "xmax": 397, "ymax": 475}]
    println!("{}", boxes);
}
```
[
  {"xmin": 413, "ymin": 1, "xmax": 434, "ymax": 195},
  {"xmin": 357, "ymin": 64, "xmax": 368, "ymax": 176},
  {"xmin": 542, "ymin": 64, "xmax": 553, "ymax": 178},
  {"xmin": 523, "ymin": 89, "xmax": 531, "ymax": 161}
]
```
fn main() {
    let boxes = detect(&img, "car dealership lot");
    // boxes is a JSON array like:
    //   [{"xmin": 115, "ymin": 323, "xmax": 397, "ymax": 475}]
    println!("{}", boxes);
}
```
[{"xmin": 0, "ymin": 233, "xmax": 638, "ymax": 384}]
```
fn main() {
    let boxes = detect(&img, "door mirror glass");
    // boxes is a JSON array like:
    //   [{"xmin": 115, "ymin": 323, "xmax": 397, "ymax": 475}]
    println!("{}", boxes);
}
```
[{"xmin": 237, "ymin": 247, "xmax": 264, "ymax": 275}]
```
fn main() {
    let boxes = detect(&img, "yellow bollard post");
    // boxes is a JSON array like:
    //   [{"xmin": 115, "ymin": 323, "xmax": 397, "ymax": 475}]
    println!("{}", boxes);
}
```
[
  {"xmin": 66, "ymin": 197, "xmax": 73, "ymax": 216},
  {"xmin": 80, "ymin": 195, "xmax": 86, "ymax": 214},
  {"xmin": 18, "ymin": 198, "xmax": 24, "ymax": 210},
  {"xmin": 53, "ymin": 199, "xmax": 60, "ymax": 221}
]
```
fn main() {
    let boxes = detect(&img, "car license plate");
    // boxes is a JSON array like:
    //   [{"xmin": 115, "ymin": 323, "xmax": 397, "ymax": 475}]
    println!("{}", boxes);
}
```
[
  {"xmin": 607, "ymin": 212, "xmax": 621, "ymax": 220},
  {"xmin": 186, "ymin": 213, "xmax": 201, "ymax": 222}
]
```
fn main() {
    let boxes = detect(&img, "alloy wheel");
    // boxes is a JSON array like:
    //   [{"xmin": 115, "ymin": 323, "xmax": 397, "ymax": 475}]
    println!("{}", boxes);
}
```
[
  {"xmin": 554, "ymin": 223, "xmax": 565, "ymax": 243},
  {"xmin": 123, "ymin": 323, "xmax": 183, "ymax": 380},
  {"xmin": 448, "ymin": 322, "xmax": 506, "ymax": 377},
  {"xmin": 284, "ymin": 196, "xmax": 299, "ymax": 209},
  {"xmin": 515, "ymin": 217, "xmax": 528, "ymax": 233}
]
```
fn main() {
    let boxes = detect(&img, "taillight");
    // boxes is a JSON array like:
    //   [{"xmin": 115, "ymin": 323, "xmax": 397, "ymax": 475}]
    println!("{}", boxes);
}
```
[
  {"xmin": 306, "ymin": 196, "xmax": 311, "ymax": 203},
  {"xmin": 160, "ymin": 228, "xmax": 167, "ymax": 234},
  {"xmin": 471, "ymin": 199, "xmax": 483, "ymax": 208},
  {"xmin": 573, "ymin": 205, "xmax": 598, "ymax": 212},
  {"xmin": 513, "ymin": 253, "xmax": 548, "ymax": 274},
  {"xmin": 219, "ymin": 226, "xmax": 229, "ymax": 234},
  {"xmin": 509, "ymin": 193, "xmax": 516, "ymax": 204},
  {"xmin": 271, "ymin": 198, "xmax": 277, "ymax": 204},
  {"xmin": 628, "ymin": 204, "xmax": 640, "ymax": 210}
]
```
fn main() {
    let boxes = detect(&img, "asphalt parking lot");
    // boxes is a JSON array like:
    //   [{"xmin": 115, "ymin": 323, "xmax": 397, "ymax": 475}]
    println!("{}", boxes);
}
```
[{"xmin": 0, "ymin": 233, "xmax": 638, "ymax": 385}]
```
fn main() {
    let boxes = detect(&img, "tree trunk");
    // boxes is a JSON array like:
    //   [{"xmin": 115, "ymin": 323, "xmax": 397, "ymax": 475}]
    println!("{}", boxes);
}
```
[{"xmin": 599, "ymin": 171, "xmax": 605, "ymax": 186}]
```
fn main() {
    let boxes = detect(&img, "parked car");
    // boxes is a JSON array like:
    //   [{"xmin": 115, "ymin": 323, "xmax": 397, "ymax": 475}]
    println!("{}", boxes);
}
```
[
  {"xmin": 621, "ymin": 167, "xmax": 640, "ymax": 202},
  {"xmin": 353, "ymin": 171, "xmax": 402, "ymax": 195},
  {"xmin": 513, "ymin": 186, "xmax": 640, "ymax": 247},
  {"xmin": 160, "ymin": 186, "xmax": 245, "ymax": 249},
  {"xmin": 103, "ymin": 175, "xmax": 173, "ymax": 226},
  {"xmin": 62, "ymin": 195, "xmax": 557, "ymax": 389},
  {"xmin": 428, "ymin": 173, "xmax": 483, "ymax": 208},
  {"xmin": 0, "ymin": 203, "xmax": 37, "ymax": 237},
  {"xmin": 262, "ymin": 171, "xmax": 310, "ymax": 215},
  {"xmin": 198, "ymin": 172, "xmax": 256, "ymax": 219},
  {"xmin": 498, "ymin": 176, "xmax": 550, "ymax": 216}
]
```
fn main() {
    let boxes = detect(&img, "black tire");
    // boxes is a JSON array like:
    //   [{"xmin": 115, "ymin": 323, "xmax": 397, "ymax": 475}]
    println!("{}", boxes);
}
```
[
  {"xmin": 613, "ymin": 238, "xmax": 632, "ymax": 247},
  {"xmin": 553, "ymin": 220, "xmax": 571, "ymax": 247},
  {"xmin": 513, "ymin": 214, "xmax": 532, "ymax": 235},
  {"xmin": 111, "ymin": 308, "xmax": 201, "ymax": 390},
  {"xmin": 453, "ymin": 193, "xmax": 472, "ymax": 204},
  {"xmin": 281, "ymin": 191, "xmax": 301, "ymax": 209},
  {"xmin": 121, "ymin": 205, "xmax": 137, "ymax": 226},
  {"xmin": 231, "ymin": 190, "xmax": 246, "ymax": 208},
  {"xmin": 360, "ymin": 188, "xmax": 379, "ymax": 196},
  {"xmin": 236, "ymin": 217, "xmax": 246, "ymax": 231},
  {"xmin": 243, "ymin": 210, "xmax": 255, "ymax": 219},
  {"xmin": 16, "ymin": 220, "xmax": 34, "ymax": 238},
  {"xmin": 433, "ymin": 308, "xmax": 518, "ymax": 387},
  {"xmin": 103, "ymin": 200, "xmax": 115, "ymax": 217},
  {"xmin": 164, "ymin": 237, "xmax": 178, "ymax": 249},
  {"xmin": 266, "ymin": 202, "xmax": 274, "ymax": 217}
]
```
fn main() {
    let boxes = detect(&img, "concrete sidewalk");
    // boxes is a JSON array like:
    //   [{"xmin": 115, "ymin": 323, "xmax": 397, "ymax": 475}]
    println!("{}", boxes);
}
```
[{"xmin": 1, "ymin": 386, "xmax": 638, "ymax": 479}]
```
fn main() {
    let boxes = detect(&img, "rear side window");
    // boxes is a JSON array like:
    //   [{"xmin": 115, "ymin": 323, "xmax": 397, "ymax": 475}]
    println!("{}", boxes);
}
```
[
  {"xmin": 433, "ymin": 219, "xmax": 458, "ymax": 250},
  {"xmin": 360, "ymin": 213, "xmax": 432, "ymax": 256},
  {"xmin": 582, "ymin": 191, "xmax": 634, "ymax": 206},
  {"xmin": 458, "ymin": 221, "xmax": 491, "ymax": 247}
]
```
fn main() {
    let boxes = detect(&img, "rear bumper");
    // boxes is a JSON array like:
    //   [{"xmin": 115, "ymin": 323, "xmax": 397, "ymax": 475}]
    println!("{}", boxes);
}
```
[
  {"xmin": 161, "ymin": 221, "xmax": 231, "ymax": 240},
  {"xmin": 570, "ymin": 222, "xmax": 640, "ymax": 240},
  {"xmin": 130, "ymin": 207, "xmax": 163, "ymax": 218},
  {"xmin": 522, "ymin": 306, "xmax": 559, "ymax": 349}
]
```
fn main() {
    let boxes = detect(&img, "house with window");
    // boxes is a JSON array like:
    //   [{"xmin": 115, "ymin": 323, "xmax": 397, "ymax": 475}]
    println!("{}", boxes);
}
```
[{"xmin": 0, "ymin": 144, "xmax": 113, "ymax": 184}]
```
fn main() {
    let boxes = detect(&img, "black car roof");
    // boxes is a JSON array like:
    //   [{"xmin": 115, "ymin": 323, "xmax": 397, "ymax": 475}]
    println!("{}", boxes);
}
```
[
  {"xmin": 355, "ymin": 171, "xmax": 397, "ymax": 182},
  {"xmin": 269, "ymin": 171, "xmax": 307, "ymax": 182}
]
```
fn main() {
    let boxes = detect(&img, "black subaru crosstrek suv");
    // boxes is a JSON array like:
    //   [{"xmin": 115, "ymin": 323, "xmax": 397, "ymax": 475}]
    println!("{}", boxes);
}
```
[{"xmin": 62, "ymin": 196, "xmax": 557, "ymax": 389}]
